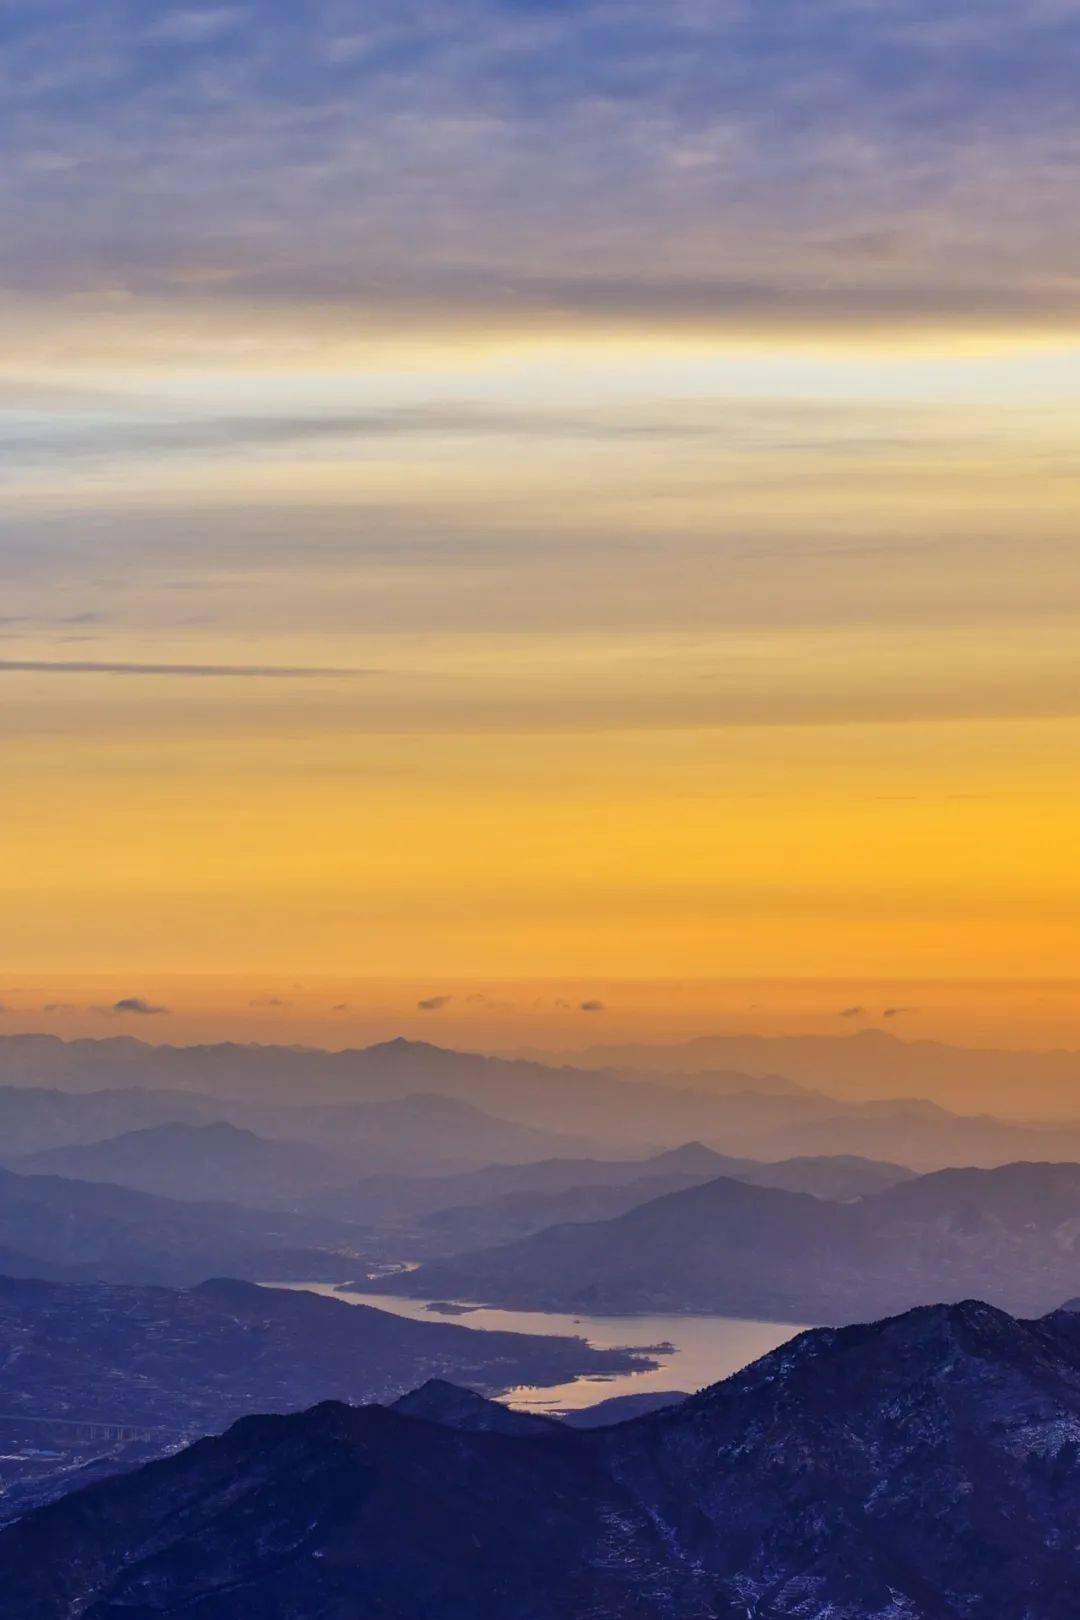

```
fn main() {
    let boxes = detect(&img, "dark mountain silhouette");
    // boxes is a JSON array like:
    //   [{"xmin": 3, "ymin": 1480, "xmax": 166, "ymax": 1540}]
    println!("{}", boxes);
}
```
[
  {"xmin": 0, "ymin": 1276, "xmax": 648, "ymax": 1522},
  {"xmin": 374, "ymin": 1160, "xmax": 1080, "ymax": 1321},
  {"xmin": 559, "ymin": 1390, "xmax": 690, "ymax": 1427},
  {"xmin": 391, "ymin": 1379, "xmax": 691, "ymax": 1432},
  {"xmin": 0, "ymin": 1273, "xmax": 645, "ymax": 1433},
  {"xmin": 390, "ymin": 1379, "xmax": 557, "ymax": 1435},
  {"xmin": 4, "ymin": 1300, "xmax": 1080, "ymax": 1618}
]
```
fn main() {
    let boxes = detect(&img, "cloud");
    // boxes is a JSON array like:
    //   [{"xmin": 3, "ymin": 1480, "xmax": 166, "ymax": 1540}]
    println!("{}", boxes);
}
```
[
  {"xmin": 3, "ymin": 0, "xmax": 1080, "ymax": 336},
  {"xmin": 152, "ymin": 8, "xmax": 248, "ymax": 46},
  {"xmin": 0, "ymin": 406, "xmax": 717, "ymax": 473},
  {"xmin": 41, "ymin": 1002, "xmax": 76, "ymax": 1013},
  {"xmin": 417, "ymin": 995, "xmax": 452, "ymax": 1011},
  {"xmin": 0, "ymin": 660, "xmax": 364, "ymax": 679},
  {"xmin": 882, "ymin": 1006, "xmax": 916, "ymax": 1019},
  {"xmin": 249, "ymin": 995, "xmax": 287, "ymax": 1007},
  {"xmin": 465, "ymin": 992, "xmax": 517, "ymax": 1011},
  {"xmin": 838, "ymin": 1006, "xmax": 865, "ymax": 1018},
  {"xmin": 330, "ymin": 1002, "xmax": 351, "ymax": 1012},
  {"xmin": 0, "ymin": 611, "xmax": 107, "ymax": 629},
  {"xmin": 579, "ymin": 999, "xmax": 605, "ymax": 1013},
  {"xmin": 111, "ymin": 997, "xmax": 171, "ymax": 1016}
]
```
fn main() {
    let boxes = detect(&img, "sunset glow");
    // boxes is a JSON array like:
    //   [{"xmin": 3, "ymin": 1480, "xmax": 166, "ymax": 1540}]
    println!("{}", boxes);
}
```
[{"xmin": 4, "ymin": 2, "xmax": 1080, "ymax": 1045}]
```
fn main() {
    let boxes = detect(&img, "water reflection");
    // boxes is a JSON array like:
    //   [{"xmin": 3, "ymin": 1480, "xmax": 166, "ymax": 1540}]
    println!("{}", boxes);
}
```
[{"xmin": 272, "ymin": 1281, "xmax": 806, "ymax": 1414}]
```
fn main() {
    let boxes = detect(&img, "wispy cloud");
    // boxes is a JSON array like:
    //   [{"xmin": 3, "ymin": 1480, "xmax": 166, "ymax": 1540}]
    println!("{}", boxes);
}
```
[
  {"xmin": 0, "ymin": 404, "xmax": 717, "ymax": 478},
  {"xmin": 3, "ymin": 0, "xmax": 1080, "ymax": 335},
  {"xmin": 0, "ymin": 660, "xmax": 366, "ymax": 678},
  {"xmin": 151, "ymin": 7, "xmax": 248, "ymax": 46}
]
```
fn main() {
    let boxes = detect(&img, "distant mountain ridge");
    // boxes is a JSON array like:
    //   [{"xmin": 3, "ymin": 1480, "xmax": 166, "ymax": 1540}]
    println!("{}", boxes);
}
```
[
  {"xmin": 6, "ymin": 1032, "xmax": 1080, "ymax": 1171},
  {"xmin": 375, "ymin": 1159, "xmax": 1080, "ymax": 1322},
  {"xmin": 315, "ymin": 1143, "xmax": 914, "ymax": 1260},
  {"xmin": 4, "ymin": 1299, "xmax": 1080, "ymax": 1617},
  {"xmin": 0, "ymin": 1033, "xmax": 773, "ymax": 1151},
  {"xmin": 551, "ymin": 1026, "xmax": 1080, "ymax": 1117},
  {"xmin": 13, "ymin": 1122, "xmax": 358, "ymax": 1208},
  {"xmin": 6, "ymin": 1092, "xmax": 585, "ymax": 1198},
  {"xmin": 0, "ymin": 1164, "xmax": 354, "ymax": 1286},
  {"xmin": 0, "ymin": 1049, "xmax": 615, "ymax": 1166},
  {"xmin": 315, "ymin": 1140, "xmax": 911, "ymax": 1226}
]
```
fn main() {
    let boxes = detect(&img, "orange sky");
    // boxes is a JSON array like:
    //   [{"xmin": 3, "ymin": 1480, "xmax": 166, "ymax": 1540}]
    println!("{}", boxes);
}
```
[
  {"xmin": 4, "ymin": 6, "xmax": 1080, "ymax": 1052},
  {"xmin": 4, "ymin": 336, "xmax": 1080, "ymax": 1035},
  {"xmin": 3, "ymin": 975, "xmax": 1080, "ymax": 1057}
]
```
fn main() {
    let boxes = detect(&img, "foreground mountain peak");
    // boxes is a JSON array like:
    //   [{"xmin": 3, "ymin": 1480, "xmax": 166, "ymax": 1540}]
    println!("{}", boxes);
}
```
[
  {"xmin": 5, "ymin": 1298, "xmax": 1080, "ymax": 1618},
  {"xmin": 391, "ymin": 1379, "xmax": 555, "ymax": 1435}
]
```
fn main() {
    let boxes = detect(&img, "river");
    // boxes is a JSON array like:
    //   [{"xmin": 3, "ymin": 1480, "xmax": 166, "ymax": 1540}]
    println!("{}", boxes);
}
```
[{"xmin": 272, "ymin": 1281, "xmax": 807, "ymax": 1414}]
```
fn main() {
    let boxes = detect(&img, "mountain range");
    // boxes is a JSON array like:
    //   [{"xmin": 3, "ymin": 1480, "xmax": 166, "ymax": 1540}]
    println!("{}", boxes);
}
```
[
  {"xmin": 0, "ymin": 1123, "xmax": 922, "ymax": 1294},
  {"xmin": 12, "ymin": 1122, "xmax": 358, "ymax": 1208},
  {"xmin": 550, "ymin": 1026, "xmax": 1080, "ymax": 1117},
  {"xmin": 6, "ymin": 1032, "xmax": 1080, "ymax": 1171},
  {"xmin": 373, "ymin": 1160, "xmax": 1080, "ymax": 1321},
  {"xmin": 0, "ymin": 1164, "xmax": 356, "ymax": 1286},
  {"xmin": 312, "ymin": 1142, "xmax": 914, "ymax": 1260},
  {"xmin": 3, "ymin": 1298, "xmax": 1079, "ymax": 1618},
  {"xmin": 0, "ymin": 1082, "xmax": 593, "ymax": 1174},
  {"xmin": 0, "ymin": 1273, "xmax": 648, "ymax": 1523},
  {"xmin": 8, "ymin": 1103, "xmax": 588, "ymax": 1208}
]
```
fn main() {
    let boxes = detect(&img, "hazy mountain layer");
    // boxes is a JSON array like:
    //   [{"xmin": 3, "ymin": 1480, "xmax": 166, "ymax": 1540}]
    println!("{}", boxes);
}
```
[
  {"xmin": 316, "ymin": 1144, "xmax": 914, "ymax": 1260},
  {"xmin": 375, "ymin": 1161, "xmax": 1080, "ymax": 1321},
  {"xmin": 6, "ymin": 1033, "xmax": 1080, "ymax": 1171},
  {"xmin": 9, "ymin": 1095, "xmax": 590, "ymax": 1205},
  {"xmin": 560, "ymin": 1027, "xmax": 1080, "ymax": 1117},
  {"xmin": 0, "ymin": 1083, "xmax": 596, "ymax": 1175},
  {"xmin": 13, "ymin": 1122, "xmax": 358, "ymax": 1208},
  {"xmin": 0, "ymin": 1165, "xmax": 356, "ymax": 1286}
]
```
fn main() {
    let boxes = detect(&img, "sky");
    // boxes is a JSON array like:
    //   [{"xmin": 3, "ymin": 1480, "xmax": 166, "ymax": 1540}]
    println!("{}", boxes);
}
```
[{"xmin": 3, "ymin": 1, "xmax": 1080, "ymax": 1047}]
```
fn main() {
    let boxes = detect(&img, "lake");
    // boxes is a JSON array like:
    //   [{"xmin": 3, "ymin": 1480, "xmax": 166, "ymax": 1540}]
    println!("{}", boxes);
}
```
[{"xmin": 273, "ymin": 1281, "xmax": 807, "ymax": 1414}]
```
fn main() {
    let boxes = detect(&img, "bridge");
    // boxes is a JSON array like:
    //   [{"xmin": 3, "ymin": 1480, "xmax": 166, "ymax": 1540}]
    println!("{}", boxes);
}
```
[{"xmin": 0, "ymin": 1411, "xmax": 190, "ymax": 1446}]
